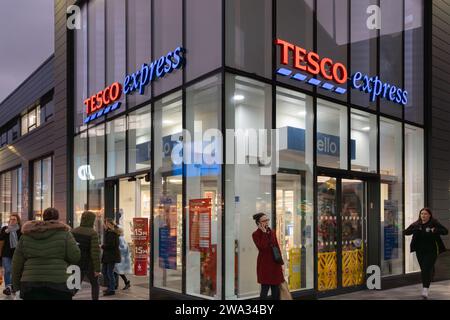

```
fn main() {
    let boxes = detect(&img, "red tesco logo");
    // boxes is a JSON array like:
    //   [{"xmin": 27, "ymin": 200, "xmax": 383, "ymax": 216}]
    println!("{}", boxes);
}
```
[
  {"xmin": 275, "ymin": 39, "xmax": 348, "ymax": 85},
  {"xmin": 84, "ymin": 82, "xmax": 123, "ymax": 115}
]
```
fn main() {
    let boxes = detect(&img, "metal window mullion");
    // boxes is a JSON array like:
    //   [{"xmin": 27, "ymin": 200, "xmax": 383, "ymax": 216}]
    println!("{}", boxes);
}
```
[
  {"xmin": 181, "ymin": 0, "xmax": 187, "ymax": 296},
  {"xmin": 312, "ymin": 0, "xmax": 318, "ymax": 293},
  {"xmin": 149, "ymin": 0, "xmax": 155, "ymax": 293},
  {"xmin": 401, "ymin": 0, "xmax": 406, "ymax": 275}
]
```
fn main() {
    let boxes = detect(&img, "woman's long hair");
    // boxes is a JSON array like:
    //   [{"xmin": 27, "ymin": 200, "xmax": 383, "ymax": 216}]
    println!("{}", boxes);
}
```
[{"xmin": 416, "ymin": 207, "xmax": 434, "ymax": 224}]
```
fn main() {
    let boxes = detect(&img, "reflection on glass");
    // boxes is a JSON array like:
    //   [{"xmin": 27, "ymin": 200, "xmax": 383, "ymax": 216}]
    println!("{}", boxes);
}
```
[
  {"xmin": 128, "ymin": 106, "xmax": 151, "ymax": 172},
  {"xmin": 317, "ymin": 176, "xmax": 337, "ymax": 291},
  {"xmin": 380, "ymin": 117, "xmax": 403, "ymax": 276},
  {"xmin": 405, "ymin": 125, "xmax": 424, "ymax": 273},
  {"xmin": 226, "ymin": 0, "xmax": 272, "ymax": 78},
  {"xmin": 351, "ymin": 109, "xmax": 377, "ymax": 173},
  {"xmin": 317, "ymin": 0, "xmax": 348, "ymax": 101},
  {"xmin": 225, "ymin": 74, "xmax": 272, "ymax": 299},
  {"xmin": 186, "ymin": 75, "xmax": 222, "ymax": 299},
  {"xmin": 88, "ymin": 125, "xmax": 105, "ymax": 217},
  {"xmin": 127, "ymin": 0, "xmax": 152, "ymax": 108},
  {"xmin": 380, "ymin": 0, "xmax": 403, "ymax": 118},
  {"xmin": 317, "ymin": 100, "xmax": 348, "ymax": 170},
  {"xmin": 350, "ymin": 0, "xmax": 378, "ymax": 109},
  {"xmin": 107, "ymin": 117, "xmax": 126, "ymax": 177},
  {"xmin": 74, "ymin": 133, "xmax": 88, "ymax": 227},
  {"xmin": 404, "ymin": 0, "xmax": 424, "ymax": 124},
  {"xmin": 276, "ymin": 87, "xmax": 314, "ymax": 291},
  {"xmin": 153, "ymin": 91, "xmax": 183, "ymax": 292},
  {"xmin": 276, "ymin": 0, "xmax": 314, "ymax": 91}
]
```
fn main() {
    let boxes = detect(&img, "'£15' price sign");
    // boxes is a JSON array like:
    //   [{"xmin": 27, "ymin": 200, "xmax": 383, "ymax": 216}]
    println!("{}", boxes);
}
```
[{"xmin": 133, "ymin": 217, "xmax": 149, "ymax": 276}]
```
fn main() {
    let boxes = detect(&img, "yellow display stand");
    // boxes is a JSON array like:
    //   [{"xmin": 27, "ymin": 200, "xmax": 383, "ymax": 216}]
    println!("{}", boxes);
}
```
[
  {"xmin": 318, "ymin": 252, "xmax": 337, "ymax": 291},
  {"xmin": 342, "ymin": 248, "xmax": 364, "ymax": 287},
  {"xmin": 288, "ymin": 248, "xmax": 301, "ymax": 290}
]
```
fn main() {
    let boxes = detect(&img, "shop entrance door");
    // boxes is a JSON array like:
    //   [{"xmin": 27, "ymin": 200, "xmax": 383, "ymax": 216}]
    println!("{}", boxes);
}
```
[
  {"xmin": 104, "ymin": 174, "xmax": 151, "ymax": 298},
  {"xmin": 316, "ymin": 175, "xmax": 375, "ymax": 293}
]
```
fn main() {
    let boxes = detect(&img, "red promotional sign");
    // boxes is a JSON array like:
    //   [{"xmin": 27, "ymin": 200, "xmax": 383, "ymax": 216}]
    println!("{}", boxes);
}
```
[
  {"xmin": 189, "ymin": 199, "xmax": 211, "ymax": 252},
  {"xmin": 133, "ymin": 217, "xmax": 149, "ymax": 276}
]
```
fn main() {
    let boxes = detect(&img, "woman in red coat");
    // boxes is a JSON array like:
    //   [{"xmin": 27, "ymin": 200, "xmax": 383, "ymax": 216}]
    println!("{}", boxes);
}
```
[{"xmin": 252, "ymin": 213, "xmax": 284, "ymax": 300}]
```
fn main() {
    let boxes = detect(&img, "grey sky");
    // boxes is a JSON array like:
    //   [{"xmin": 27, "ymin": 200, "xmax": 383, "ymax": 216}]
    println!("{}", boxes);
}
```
[{"xmin": 0, "ymin": 0, "xmax": 54, "ymax": 103}]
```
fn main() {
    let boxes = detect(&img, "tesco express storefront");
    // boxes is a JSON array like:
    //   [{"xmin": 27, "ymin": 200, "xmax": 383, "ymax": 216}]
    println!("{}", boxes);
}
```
[{"xmin": 72, "ymin": 0, "xmax": 425, "ymax": 299}]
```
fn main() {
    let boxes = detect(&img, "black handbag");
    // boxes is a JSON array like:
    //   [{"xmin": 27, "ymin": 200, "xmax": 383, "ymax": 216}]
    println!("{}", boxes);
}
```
[{"xmin": 271, "ymin": 245, "xmax": 283, "ymax": 264}]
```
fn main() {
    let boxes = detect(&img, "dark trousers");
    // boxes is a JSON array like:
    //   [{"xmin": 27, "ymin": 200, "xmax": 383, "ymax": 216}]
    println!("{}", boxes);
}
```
[
  {"xmin": 22, "ymin": 288, "xmax": 73, "ymax": 300},
  {"xmin": 81, "ymin": 269, "xmax": 99, "ymax": 300},
  {"xmin": 417, "ymin": 250, "xmax": 437, "ymax": 288},
  {"xmin": 102, "ymin": 263, "xmax": 116, "ymax": 292},
  {"xmin": 260, "ymin": 284, "xmax": 280, "ymax": 300}
]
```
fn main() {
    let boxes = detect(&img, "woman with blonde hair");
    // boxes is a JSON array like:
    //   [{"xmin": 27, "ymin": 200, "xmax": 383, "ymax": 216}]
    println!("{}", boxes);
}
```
[{"xmin": 114, "ymin": 226, "xmax": 132, "ymax": 290}]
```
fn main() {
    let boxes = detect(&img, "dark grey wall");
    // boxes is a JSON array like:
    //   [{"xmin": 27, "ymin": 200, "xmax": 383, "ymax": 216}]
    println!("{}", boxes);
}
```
[
  {"xmin": 0, "ymin": 56, "xmax": 55, "ymax": 222},
  {"xmin": 0, "ymin": 56, "xmax": 54, "ymax": 128},
  {"xmin": 52, "ymin": 0, "xmax": 76, "ymax": 223},
  {"xmin": 429, "ymin": 0, "xmax": 450, "ymax": 279}
]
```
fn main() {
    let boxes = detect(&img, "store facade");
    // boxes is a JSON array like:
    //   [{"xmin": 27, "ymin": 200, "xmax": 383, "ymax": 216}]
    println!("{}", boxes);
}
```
[{"xmin": 70, "ymin": 0, "xmax": 428, "ymax": 299}]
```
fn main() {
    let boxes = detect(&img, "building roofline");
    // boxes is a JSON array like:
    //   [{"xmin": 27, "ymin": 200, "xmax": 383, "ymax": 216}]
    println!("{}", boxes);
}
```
[{"xmin": 0, "ymin": 54, "xmax": 55, "ymax": 107}]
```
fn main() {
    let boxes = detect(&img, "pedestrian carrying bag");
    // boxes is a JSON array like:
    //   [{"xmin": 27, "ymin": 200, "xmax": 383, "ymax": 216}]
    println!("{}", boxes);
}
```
[
  {"xmin": 279, "ymin": 281, "xmax": 293, "ymax": 300},
  {"xmin": 271, "ymin": 244, "xmax": 284, "ymax": 264}
]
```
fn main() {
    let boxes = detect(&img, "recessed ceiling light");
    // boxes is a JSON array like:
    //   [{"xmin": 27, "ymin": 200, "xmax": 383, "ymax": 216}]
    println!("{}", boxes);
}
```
[
  {"xmin": 163, "ymin": 119, "xmax": 174, "ymax": 125},
  {"xmin": 298, "ymin": 111, "xmax": 307, "ymax": 117},
  {"xmin": 362, "ymin": 127, "xmax": 371, "ymax": 132},
  {"xmin": 233, "ymin": 94, "xmax": 245, "ymax": 102}
]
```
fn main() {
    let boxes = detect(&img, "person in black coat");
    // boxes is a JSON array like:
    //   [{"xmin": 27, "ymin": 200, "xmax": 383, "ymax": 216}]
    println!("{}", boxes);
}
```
[
  {"xmin": 404, "ymin": 208, "xmax": 448, "ymax": 299},
  {"xmin": 101, "ymin": 218, "xmax": 121, "ymax": 296},
  {"xmin": 0, "ymin": 213, "xmax": 22, "ymax": 296}
]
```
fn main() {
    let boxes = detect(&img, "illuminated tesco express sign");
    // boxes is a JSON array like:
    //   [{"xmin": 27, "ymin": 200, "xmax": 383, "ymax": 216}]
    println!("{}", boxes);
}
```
[
  {"xmin": 275, "ymin": 39, "xmax": 408, "ymax": 105},
  {"xmin": 83, "ymin": 46, "xmax": 185, "ymax": 124}
]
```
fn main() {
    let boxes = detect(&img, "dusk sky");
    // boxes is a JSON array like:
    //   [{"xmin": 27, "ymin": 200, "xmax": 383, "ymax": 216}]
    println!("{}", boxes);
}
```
[{"xmin": 0, "ymin": 0, "xmax": 54, "ymax": 102}]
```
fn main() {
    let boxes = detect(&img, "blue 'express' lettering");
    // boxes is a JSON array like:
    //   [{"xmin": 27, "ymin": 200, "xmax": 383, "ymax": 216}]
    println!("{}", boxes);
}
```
[
  {"xmin": 351, "ymin": 72, "xmax": 408, "ymax": 106},
  {"xmin": 124, "ymin": 46, "xmax": 185, "ymax": 96}
]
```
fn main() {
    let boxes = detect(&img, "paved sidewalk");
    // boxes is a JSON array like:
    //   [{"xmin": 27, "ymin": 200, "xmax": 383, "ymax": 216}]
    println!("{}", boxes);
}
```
[
  {"xmin": 323, "ymin": 280, "xmax": 450, "ymax": 300},
  {"xmin": 0, "ymin": 275, "xmax": 150, "ymax": 300}
]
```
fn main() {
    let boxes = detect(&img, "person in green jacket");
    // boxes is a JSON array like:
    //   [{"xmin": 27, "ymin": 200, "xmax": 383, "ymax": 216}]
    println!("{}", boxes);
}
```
[
  {"xmin": 12, "ymin": 208, "xmax": 81, "ymax": 300},
  {"xmin": 72, "ymin": 211, "xmax": 101, "ymax": 300}
]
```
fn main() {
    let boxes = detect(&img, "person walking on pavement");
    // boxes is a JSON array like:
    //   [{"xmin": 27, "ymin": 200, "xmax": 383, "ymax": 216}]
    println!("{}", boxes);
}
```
[
  {"xmin": 12, "ymin": 208, "xmax": 81, "ymax": 300},
  {"xmin": 404, "ymin": 207, "xmax": 448, "ymax": 299},
  {"xmin": 101, "ymin": 218, "xmax": 121, "ymax": 296},
  {"xmin": 0, "ymin": 213, "xmax": 22, "ymax": 296},
  {"xmin": 252, "ymin": 213, "xmax": 284, "ymax": 300},
  {"xmin": 114, "ymin": 226, "xmax": 131, "ymax": 290},
  {"xmin": 72, "ymin": 211, "xmax": 101, "ymax": 300}
]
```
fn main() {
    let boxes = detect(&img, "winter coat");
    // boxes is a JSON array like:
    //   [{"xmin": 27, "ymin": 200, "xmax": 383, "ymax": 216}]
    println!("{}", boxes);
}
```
[
  {"xmin": 101, "ymin": 228, "xmax": 121, "ymax": 264},
  {"xmin": 252, "ymin": 228, "xmax": 285, "ymax": 285},
  {"xmin": 71, "ymin": 212, "xmax": 101, "ymax": 273},
  {"xmin": 404, "ymin": 218, "xmax": 448, "ymax": 255},
  {"xmin": 12, "ymin": 220, "xmax": 81, "ymax": 294},
  {"xmin": 114, "ymin": 236, "xmax": 132, "ymax": 275},
  {"xmin": 0, "ymin": 225, "xmax": 22, "ymax": 258}
]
